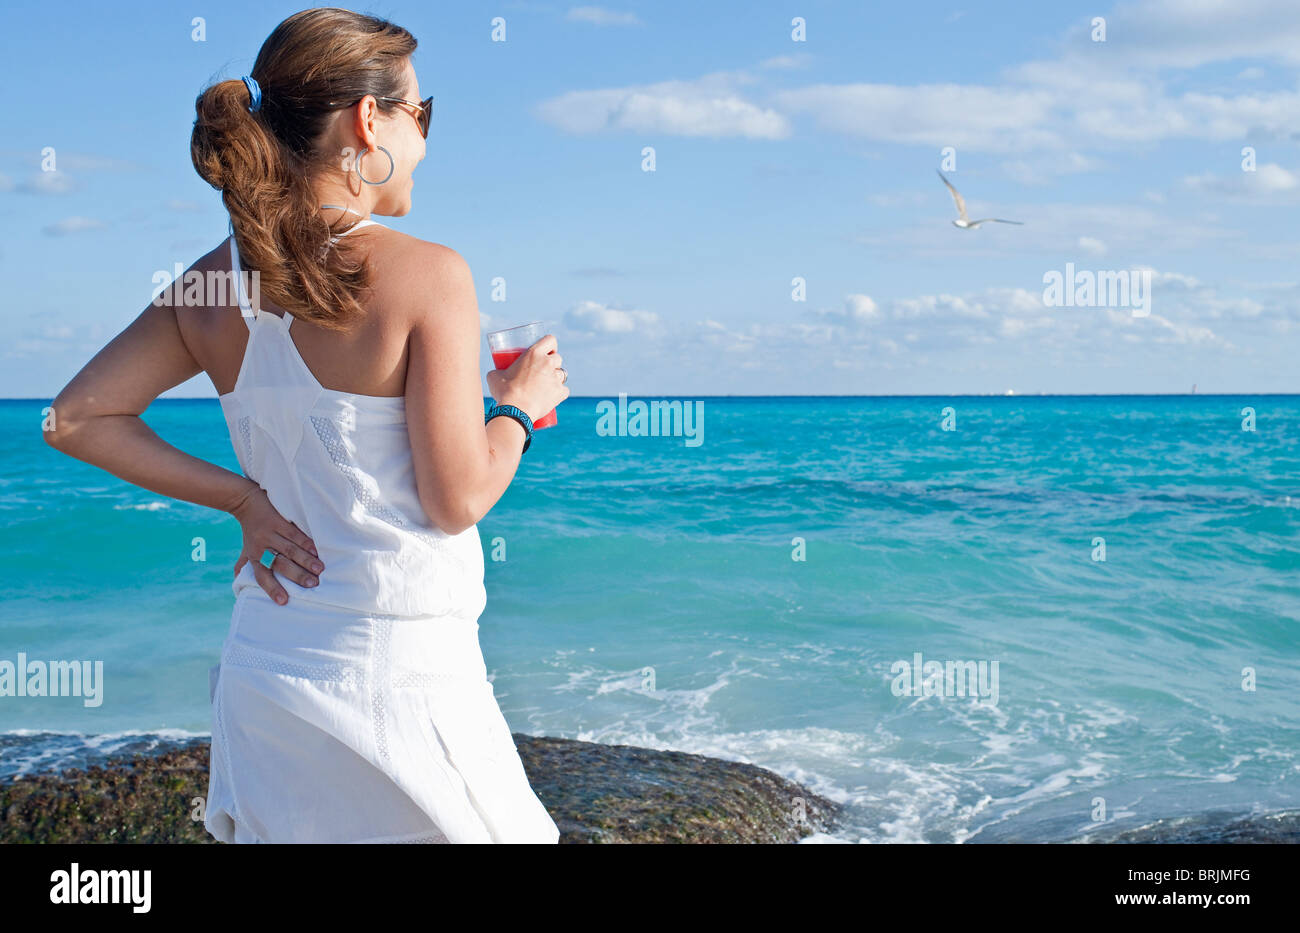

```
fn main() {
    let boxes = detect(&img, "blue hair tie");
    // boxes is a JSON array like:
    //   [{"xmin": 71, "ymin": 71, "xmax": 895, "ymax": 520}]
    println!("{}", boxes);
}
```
[{"xmin": 242, "ymin": 76, "xmax": 263, "ymax": 113}]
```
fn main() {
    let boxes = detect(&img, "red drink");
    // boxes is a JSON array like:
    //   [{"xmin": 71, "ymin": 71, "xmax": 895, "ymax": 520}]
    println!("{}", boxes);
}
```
[{"xmin": 491, "ymin": 348, "xmax": 558, "ymax": 428}]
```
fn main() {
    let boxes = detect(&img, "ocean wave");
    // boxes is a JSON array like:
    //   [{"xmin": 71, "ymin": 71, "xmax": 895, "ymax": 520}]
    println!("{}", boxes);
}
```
[{"xmin": 0, "ymin": 729, "xmax": 208, "ymax": 779}]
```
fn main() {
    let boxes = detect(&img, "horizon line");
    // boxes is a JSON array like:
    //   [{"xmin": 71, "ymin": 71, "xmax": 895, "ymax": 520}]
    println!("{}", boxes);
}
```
[{"xmin": 3, "ymin": 393, "xmax": 1298, "ymax": 401}]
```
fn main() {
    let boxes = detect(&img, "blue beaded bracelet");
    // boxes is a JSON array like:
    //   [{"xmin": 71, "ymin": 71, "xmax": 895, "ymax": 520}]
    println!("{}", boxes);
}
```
[{"xmin": 485, "ymin": 403, "xmax": 533, "ymax": 453}]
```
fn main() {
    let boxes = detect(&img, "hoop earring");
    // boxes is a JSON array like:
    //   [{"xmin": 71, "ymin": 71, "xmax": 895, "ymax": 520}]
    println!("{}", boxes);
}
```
[{"xmin": 354, "ymin": 146, "xmax": 395, "ymax": 186}]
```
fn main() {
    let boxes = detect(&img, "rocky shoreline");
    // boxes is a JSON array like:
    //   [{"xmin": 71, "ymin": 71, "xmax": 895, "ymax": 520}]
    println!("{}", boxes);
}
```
[
  {"xmin": 8, "ymin": 736, "xmax": 1294, "ymax": 844},
  {"xmin": 0, "ymin": 735, "xmax": 840, "ymax": 844}
]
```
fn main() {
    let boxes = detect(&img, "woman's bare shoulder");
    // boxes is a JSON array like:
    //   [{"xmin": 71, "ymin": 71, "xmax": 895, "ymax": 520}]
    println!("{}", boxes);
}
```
[
  {"xmin": 369, "ymin": 226, "xmax": 468, "ymax": 274},
  {"xmin": 367, "ymin": 228, "xmax": 476, "ymax": 328},
  {"xmin": 165, "ymin": 238, "xmax": 237, "ymax": 320}
]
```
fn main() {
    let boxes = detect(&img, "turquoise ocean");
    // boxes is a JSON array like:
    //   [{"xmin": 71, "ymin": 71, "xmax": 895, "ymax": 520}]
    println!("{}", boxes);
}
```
[{"xmin": 1, "ymin": 395, "xmax": 1297, "ymax": 842}]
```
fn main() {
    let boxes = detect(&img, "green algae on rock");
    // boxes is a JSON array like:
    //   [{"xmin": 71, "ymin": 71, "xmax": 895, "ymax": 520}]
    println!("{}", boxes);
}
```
[
  {"xmin": 519, "ymin": 735, "xmax": 839, "ymax": 843},
  {"xmin": 0, "ymin": 735, "xmax": 839, "ymax": 844}
]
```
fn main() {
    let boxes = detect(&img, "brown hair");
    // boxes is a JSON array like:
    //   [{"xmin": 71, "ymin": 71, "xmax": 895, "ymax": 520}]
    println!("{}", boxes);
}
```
[{"xmin": 190, "ymin": 8, "xmax": 416, "ymax": 330}]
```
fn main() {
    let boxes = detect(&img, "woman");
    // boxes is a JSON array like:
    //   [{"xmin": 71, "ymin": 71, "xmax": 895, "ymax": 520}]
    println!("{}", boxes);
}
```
[{"xmin": 43, "ymin": 7, "xmax": 568, "ymax": 843}]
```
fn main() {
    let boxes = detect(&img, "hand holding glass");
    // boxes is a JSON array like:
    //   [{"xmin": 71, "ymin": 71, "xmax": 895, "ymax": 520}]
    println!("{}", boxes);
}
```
[{"xmin": 486, "ymin": 322, "xmax": 563, "ymax": 429}]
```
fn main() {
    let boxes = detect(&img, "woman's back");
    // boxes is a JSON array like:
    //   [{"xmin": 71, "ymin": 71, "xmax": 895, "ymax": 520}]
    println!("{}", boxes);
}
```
[
  {"xmin": 180, "ymin": 222, "xmax": 415, "ymax": 399},
  {"xmin": 175, "ymin": 222, "xmax": 485, "ymax": 619},
  {"xmin": 45, "ymin": 6, "xmax": 567, "ymax": 844}
]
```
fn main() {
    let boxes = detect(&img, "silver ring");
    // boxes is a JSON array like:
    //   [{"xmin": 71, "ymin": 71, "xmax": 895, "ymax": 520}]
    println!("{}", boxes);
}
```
[{"xmin": 558, "ymin": 367, "xmax": 568, "ymax": 385}]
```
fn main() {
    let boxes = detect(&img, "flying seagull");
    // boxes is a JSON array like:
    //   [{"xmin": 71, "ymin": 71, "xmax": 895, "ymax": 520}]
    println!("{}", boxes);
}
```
[{"xmin": 936, "ymin": 170, "xmax": 1023, "ymax": 229}]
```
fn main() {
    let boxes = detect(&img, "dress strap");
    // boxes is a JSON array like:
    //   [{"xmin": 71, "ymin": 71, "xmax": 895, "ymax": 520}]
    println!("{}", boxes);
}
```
[
  {"xmin": 329, "ymin": 218, "xmax": 384, "ymax": 243},
  {"xmin": 230, "ymin": 213, "xmax": 384, "ymax": 334},
  {"xmin": 228, "ymin": 235, "xmax": 256, "ymax": 332}
]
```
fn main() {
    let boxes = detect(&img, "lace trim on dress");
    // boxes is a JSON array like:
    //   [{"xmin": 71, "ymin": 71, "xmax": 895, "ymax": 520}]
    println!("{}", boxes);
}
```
[
  {"xmin": 238, "ymin": 415, "xmax": 253, "ymax": 468},
  {"xmin": 223, "ymin": 643, "xmax": 364, "ymax": 687},
  {"xmin": 369, "ymin": 618, "xmax": 393, "ymax": 774},
  {"xmin": 391, "ymin": 671, "xmax": 473, "ymax": 689},
  {"xmin": 309, "ymin": 415, "xmax": 445, "ymax": 548}
]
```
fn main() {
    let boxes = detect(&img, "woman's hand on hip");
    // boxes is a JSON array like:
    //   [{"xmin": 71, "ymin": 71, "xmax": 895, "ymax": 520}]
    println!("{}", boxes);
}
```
[{"xmin": 229, "ymin": 484, "xmax": 324, "ymax": 605}]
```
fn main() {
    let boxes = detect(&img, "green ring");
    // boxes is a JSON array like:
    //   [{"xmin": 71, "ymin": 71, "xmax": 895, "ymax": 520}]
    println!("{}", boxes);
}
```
[{"xmin": 258, "ymin": 548, "xmax": 277, "ymax": 569}]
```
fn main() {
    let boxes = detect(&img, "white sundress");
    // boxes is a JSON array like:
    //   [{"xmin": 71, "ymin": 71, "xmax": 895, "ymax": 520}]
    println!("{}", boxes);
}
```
[{"xmin": 205, "ymin": 219, "xmax": 559, "ymax": 844}]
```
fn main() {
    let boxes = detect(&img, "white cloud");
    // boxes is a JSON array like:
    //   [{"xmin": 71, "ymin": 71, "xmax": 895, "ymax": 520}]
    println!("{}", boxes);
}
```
[
  {"xmin": 759, "ymin": 54, "xmax": 808, "ymax": 70},
  {"xmin": 43, "ymin": 217, "xmax": 105, "ymax": 236},
  {"xmin": 541, "ymin": 0, "xmax": 1300, "ymax": 153},
  {"xmin": 536, "ymin": 73, "xmax": 790, "ymax": 139},
  {"xmin": 694, "ymin": 270, "xmax": 1297, "ymax": 370},
  {"xmin": 1002, "ymin": 152, "xmax": 1103, "ymax": 186},
  {"xmin": 536, "ymin": 0, "xmax": 1300, "ymax": 155},
  {"xmin": 1173, "ymin": 89, "xmax": 1300, "ymax": 140},
  {"xmin": 845, "ymin": 294, "xmax": 879, "ymax": 321},
  {"xmin": 891, "ymin": 292, "xmax": 995, "ymax": 322},
  {"xmin": 772, "ymin": 83, "xmax": 1060, "ymax": 152},
  {"xmin": 573, "ymin": 272, "xmax": 1296, "ymax": 393},
  {"xmin": 857, "ymin": 201, "xmax": 1244, "ymax": 256},
  {"xmin": 1079, "ymin": 236, "xmax": 1108, "ymax": 256},
  {"xmin": 21, "ymin": 171, "xmax": 75, "ymax": 195},
  {"xmin": 566, "ymin": 299, "xmax": 659, "ymax": 333},
  {"xmin": 1148, "ymin": 269, "xmax": 1202, "ymax": 289},
  {"xmin": 1184, "ymin": 162, "xmax": 1300, "ymax": 200},
  {"xmin": 3, "ymin": 317, "xmax": 111, "ymax": 359},
  {"xmin": 35, "ymin": 153, "xmax": 139, "ymax": 172},
  {"xmin": 773, "ymin": 67, "xmax": 1300, "ymax": 152},
  {"xmin": 566, "ymin": 6, "xmax": 643, "ymax": 27},
  {"xmin": 1068, "ymin": 0, "xmax": 1300, "ymax": 70}
]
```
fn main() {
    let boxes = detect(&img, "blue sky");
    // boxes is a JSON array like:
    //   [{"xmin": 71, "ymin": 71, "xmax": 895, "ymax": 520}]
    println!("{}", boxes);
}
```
[{"xmin": 2, "ymin": 0, "xmax": 1297, "ymax": 396}]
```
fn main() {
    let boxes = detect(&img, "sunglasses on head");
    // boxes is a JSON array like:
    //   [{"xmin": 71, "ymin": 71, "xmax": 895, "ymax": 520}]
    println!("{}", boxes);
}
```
[{"xmin": 328, "ymin": 95, "xmax": 433, "ymax": 139}]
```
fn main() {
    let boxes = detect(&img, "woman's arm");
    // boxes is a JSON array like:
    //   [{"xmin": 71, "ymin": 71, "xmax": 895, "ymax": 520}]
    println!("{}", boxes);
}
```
[
  {"xmin": 44, "ymin": 296, "xmax": 323, "ymax": 604},
  {"xmin": 403, "ymin": 242, "xmax": 568, "ymax": 535}
]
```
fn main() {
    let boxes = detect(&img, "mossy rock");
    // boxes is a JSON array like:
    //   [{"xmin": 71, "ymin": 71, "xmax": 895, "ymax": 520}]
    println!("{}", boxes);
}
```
[{"xmin": 0, "ymin": 735, "xmax": 839, "ymax": 844}]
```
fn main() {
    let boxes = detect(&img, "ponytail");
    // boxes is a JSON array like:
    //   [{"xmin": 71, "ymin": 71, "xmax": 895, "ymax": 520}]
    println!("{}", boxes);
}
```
[{"xmin": 189, "ymin": 8, "xmax": 417, "ymax": 330}]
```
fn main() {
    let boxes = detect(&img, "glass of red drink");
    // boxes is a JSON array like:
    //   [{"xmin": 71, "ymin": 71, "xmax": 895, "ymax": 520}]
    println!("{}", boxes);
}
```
[{"xmin": 486, "ymin": 321, "xmax": 559, "ymax": 428}]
